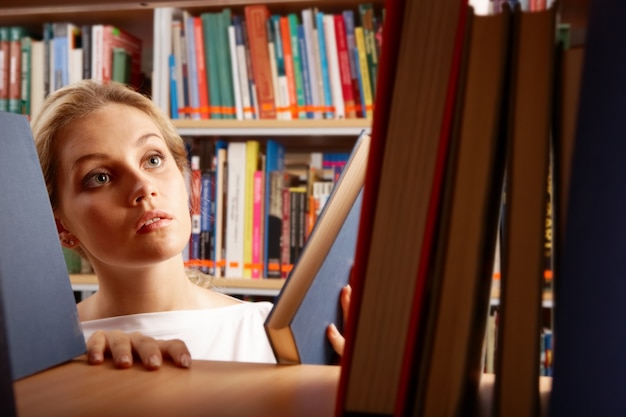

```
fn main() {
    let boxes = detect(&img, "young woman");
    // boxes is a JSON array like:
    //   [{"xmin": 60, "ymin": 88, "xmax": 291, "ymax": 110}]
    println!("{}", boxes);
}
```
[{"xmin": 31, "ymin": 80, "xmax": 348, "ymax": 370}]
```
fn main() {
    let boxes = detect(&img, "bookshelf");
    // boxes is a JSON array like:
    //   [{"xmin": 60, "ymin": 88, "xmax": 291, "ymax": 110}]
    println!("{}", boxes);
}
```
[{"xmin": 1, "ymin": 0, "xmax": 381, "ymax": 295}]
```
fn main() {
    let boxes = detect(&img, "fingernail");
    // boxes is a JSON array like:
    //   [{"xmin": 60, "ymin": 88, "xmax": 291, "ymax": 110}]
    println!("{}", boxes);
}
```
[
  {"xmin": 89, "ymin": 352, "xmax": 103, "ymax": 364},
  {"xmin": 148, "ymin": 355, "xmax": 161, "ymax": 368},
  {"xmin": 329, "ymin": 323, "xmax": 338, "ymax": 336},
  {"xmin": 117, "ymin": 355, "xmax": 131, "ymax": 367},
  {"xmin": 180, "ymin": 353, "xmax": 191, "ymax": 368}
]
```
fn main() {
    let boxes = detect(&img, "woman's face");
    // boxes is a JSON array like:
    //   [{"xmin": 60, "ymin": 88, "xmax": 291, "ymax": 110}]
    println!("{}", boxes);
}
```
[{"xmin": 54, "ymin": 103, "xmax": 191, "ymax": 269}]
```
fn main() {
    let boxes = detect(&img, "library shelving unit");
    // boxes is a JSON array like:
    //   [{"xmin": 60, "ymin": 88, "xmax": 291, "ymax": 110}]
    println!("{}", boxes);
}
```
[{"xmin": 1, "ymin": 0, "xmax": 379, "ymax": 297}]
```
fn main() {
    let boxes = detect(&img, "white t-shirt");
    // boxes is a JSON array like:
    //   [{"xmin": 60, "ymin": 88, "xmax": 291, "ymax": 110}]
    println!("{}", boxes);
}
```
[{"xmin": 81, "ymin": 301, "xmax": 276, "ymax": 363}]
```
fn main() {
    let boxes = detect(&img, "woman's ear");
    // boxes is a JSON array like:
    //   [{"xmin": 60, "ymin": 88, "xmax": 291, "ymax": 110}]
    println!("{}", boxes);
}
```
[{"xmin": 56, "ymin": 218, "xmax": 80, "ymax": 249}]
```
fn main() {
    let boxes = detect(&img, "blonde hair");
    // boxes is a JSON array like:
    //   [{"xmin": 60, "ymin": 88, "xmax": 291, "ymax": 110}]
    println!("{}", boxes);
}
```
[{"xmin": 31, "ymin": 79, "xmax": 189, "ymax": 209}]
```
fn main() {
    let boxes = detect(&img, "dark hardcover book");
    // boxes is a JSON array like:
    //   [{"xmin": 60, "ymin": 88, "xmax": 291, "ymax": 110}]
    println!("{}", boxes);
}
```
[
  {"xmin": 0, "ymin": 112, "xmax": 86, "ymax": 383},
  {"xmin": 265, "ymin": 131, "xmax": 370, "ymax": 365},
  {"xmin": 549, "ymin": 0, "xmax": 626, "ymax": 415},
  {"xmin": 494, "ymin": 5, "xmax": 557, "ymax": 416}
]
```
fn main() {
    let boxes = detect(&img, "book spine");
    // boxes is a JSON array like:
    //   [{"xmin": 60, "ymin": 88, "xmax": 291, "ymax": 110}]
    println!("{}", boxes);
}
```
[
  {"xmin": 264, "ymin": 140, "xmax": 285, "ymax": 278},
  {"xmin": 358, "ymin": 4, "xmax": 379, "ymax": 98},
  {"xmin": 243, "ymin": 140, "xmax": 260, "ymax": 278},
  {"xmin": 280, "ymin": 185, "xmax": 291, "ymax": 278},
  {"xmin": 218, "ymin": 9, "xmax": 236, "ymax": 119},
  {"xmin": 288, "ymin": 14, "xmax": 307, "ymax": 119},
  {"xmin": 203, "ymin": 13, "xmax": 222, "ymax": 119},
  {"xmin": 226, "ymin": 142, "xmax": 247, "ymax": 278},
  {"xmin": 184, "ymin": 13, "xmax": 201, "ymax": 120},
  {"xmin": 228, "ymin": 24, "xmax": 244, "ymax": 120},
  {"xmin": 354, "ymin": 27, "xmax": 374, "ymax": 119},
  {"xmin": 200, "ymin": 170, "xmax": 215, "ymax": 274},
  {"xmin": 245, "ymin": 5, "xmax": 276, "ymax": 119},
  {"xmin": 251, "ymin": 170, "xmax": 264, "ymax": 279},
  {"xmin": 91, "ymin": 24, "xmax": 103, "ymax": 80},
  {"xmin": 334, "ymin": 14, "xmax": 357, "ymax": 118},
  {"xmin": 301, "ymin": 8, "xmax": 323, "ymax": 119},
  {"xmin": 234, "ymin": 15, "xmax": 254, "ymax": 120},
  {"xmin": 342, "ymin": 10, "xmax": 363, "ymax": 118},
  {"xmin": 315, "ymin": 11, "xmax": 334, "ymax": 119},
  {"xmin": 279, "ymin": 16, "xmax": 298, "ymax": 120},
  {"xmin": 193, "ymin": 16, "xmax": 210, "ymax": 119},
  {"xmin": 265, "ymin": 18, "xmax": 283, "ymax": 121},
  {"xmin": 0, "ymin": 27, "xmax": 9, "ymax": 112},
  {"xmin": 168, "ymin": 53, "xmax": 179, "ymax": 119},
  {"xmin": 189, "ymin": 156, "xmax": 202, "ymax": 263},
  {"xmin": 171, "ymin": 20, "xmax": 186, "ymax": 117},
  {"xmin": 81, "ymin": 25, "xmax": 91, "ymax": 80},
  {"xmin": 214, "ymin": 144, "xmax": 228, "ymax": 278},
  {"xmin": 271, "ymin": 15, "xmax": 291, "ymax": 120},
  {"xmin": 297, "ymin": 25, "xmax": 314, "ymax": 119},
  {"xmin": 9, "ymin": 26, "xmax": 24, "ymax": 114},
  {"xmin": 108, "ymin": 26, "xmax": 143, "ymax": 88},
  {"xmin": 323, "ymin": 14, "xmax": 345, "ymax": 119},
  {"xmin": 20, "ymin": 36, "xmax": 31, "ymax": 117}
]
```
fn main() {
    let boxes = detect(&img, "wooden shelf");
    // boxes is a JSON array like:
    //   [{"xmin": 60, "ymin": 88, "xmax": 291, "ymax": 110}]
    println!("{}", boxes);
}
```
[
  {"xmin": 172, "ymin": 118, "xmax": 371, "ymax": 136},
  {"xmin": 69, "ymin": 274, "xmax": 285, "ymax": 297}
]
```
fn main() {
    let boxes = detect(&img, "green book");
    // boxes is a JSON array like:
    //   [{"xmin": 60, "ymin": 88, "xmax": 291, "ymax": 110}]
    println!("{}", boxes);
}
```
[
  {"xmin": 202, "ymin": 12, "xmax": 222, "ymax": 119},
  {"xmin": 288, "ymin": 13, "xmax": 306, "ymax": 119},
  {"xmin": 218, "ymin": 8, "xmax": 236, "ymax": 120},
  {"xmin": 112, "ymin": 47, "xmax": 131, "ymax": 84},
  {"xmin": 20, "ymin": 36, "xmax": 33, "ymax": 117}
]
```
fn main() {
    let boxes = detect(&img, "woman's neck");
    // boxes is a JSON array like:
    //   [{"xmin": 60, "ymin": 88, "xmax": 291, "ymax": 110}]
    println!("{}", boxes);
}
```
[{"xmin": 77, "ymin": 256, "xmax": 213, "ymax": 320}]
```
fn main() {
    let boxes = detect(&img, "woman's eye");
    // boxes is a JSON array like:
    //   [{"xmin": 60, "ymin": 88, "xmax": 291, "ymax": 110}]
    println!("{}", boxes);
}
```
[
  {"xmin": 146, "ymin": 154, "xmax": 163, "ymax": 168},
  {"xmin": 83, "ymin": 172, "xmax": 110, "ymax": 188}
]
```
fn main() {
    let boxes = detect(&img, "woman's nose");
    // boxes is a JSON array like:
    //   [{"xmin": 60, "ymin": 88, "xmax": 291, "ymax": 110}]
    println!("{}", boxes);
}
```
[{"xmin": 129, "ymin": 171, "xmax": 158, "ymax": 204}]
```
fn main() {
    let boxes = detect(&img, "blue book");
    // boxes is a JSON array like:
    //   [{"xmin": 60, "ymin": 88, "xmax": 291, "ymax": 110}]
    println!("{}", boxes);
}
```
[
  {"xmin": 0, "ymin": 112, "xmax": 85, "ymax": 386},
  {"xmin": 264, "ymin": 131, "xmax": 370, "ymax": 365},
  {"xmin": 184, "ymin": 13, "xmax": 201, "ymax": 120},
  {"xmin": 263, "ymin": 140, "xmax": 285, "ymax": 278},
  {"xmin": 315, "ymin": 11, "xmax": 334, "ymax": 119},
  {"xmin": 297, "ymin": 24, "xmax": 314, "ymax": 119},
  {"xmin": 200, "ymin": 170, "xmax": 215, "ymax": 274},
  {"xmin": 169, "ymin": 53, "xmax": 179, "ymax": 119},
  {"xmin": 549, "ymin": 0, "xmax": 626, "ymax": 415}
]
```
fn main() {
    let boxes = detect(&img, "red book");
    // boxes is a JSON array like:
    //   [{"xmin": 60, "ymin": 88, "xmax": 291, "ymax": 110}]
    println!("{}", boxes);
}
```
[
  {"xmin": 96, "ymin": 25, "xmax": 143, "ymax": 88},
  {"xmin": 279, "ymin": 16, "xmax": 298, "ymax": 119},
  {"xmin": 193, "ymin": 16, "xmax": 210, "ymax": 119},
  {"xmin": 244, "ymin": 5, "xmax": 276, "ymax": 119},
  {"xmin": 333, "ymin": 14, "xmax": 357, "ymax": 118}
]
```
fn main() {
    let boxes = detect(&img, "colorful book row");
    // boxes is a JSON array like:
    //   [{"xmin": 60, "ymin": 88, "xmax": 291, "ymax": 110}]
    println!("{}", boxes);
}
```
[
  {"xmin": 166, "ymin": 4, "xmax": 384, "ymax": 122},
  {"xmin": 183, "ymin": 138, "xmax": 348, "ymax": 280},
  {"xmin": 0, "ymin": 23, "xmax": 142, "ymax": 120}
]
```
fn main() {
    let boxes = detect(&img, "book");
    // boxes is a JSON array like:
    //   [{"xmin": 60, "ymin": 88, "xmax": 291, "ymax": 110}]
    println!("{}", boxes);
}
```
[
  {"xmin": 279, "ymin": 16, "xmax": 298, "ymax": 120},
  {"xmin": 8, "ymin": 26, "xmax": 26, "ymax": 114},
  {"xmin": 244, "ymin": 5, "xmax": 276, "ymax": 119},
  {"xmin": 243, "ymin": 140, "xmax": 261, "ymax": 278},
  {"xmin": 315, "ymin": 11, "xmax": 333, "ymax": 119},
  {"xmin": 264, "ymin": 131, "xmax": 370, "ymax": 365},
  {"xmin": 353, "ymin": 27, "xmax": 373, "ymax": 119},
  {"xmin": 183, "ymin": 12, "xmax": 201, "ymax": 120},
  {"xmin": 493, "ymin": 5, "xmax": 557, "ymax": 416},
  {"xmin": 213, "ymin": 141, "xmax": 228, "ymax": 278},
  {"xmin": 0, "ymin": 112, "xmax": 86, "ymax": 383},
  {"xmin": 408, "ymin": 7, "xmax": 511, "ymax": 416},
  {"xmin": 334, "ymin": 14, "xmax": 357, "ymax": 119},
  {"xmin": 0, "ymin": 27, "xmax": 9, "ymax": 111},
  {"xmin": 549, "ymin": 0, "xmax": 626, "ymax": 414},
  {"xmin": 233, "ymin": 15, "xmax": 254, "ymax": 120},
  {"xmin": 92, "ymin": 24, "xmax": 142, "ymax": 88},
  {"xmin": 193, "ymin": 16, "xmax": 210, "ymax": 120},
  {"xmin": 270, "ymin": 15, "xmax": 291, "ymax": 120},
  {"xmin": 301, "ymin": 8, "xmax": 323, "ymax": 119},
  {"xmin": 202, "ymin": 12, "xmax": 222, "ymax": 119},
  {"xmin": 52, "ymin": 22, "xmax": 80, "ymax": 92},
  {"xmin": 288, "ymin": 14, "xmax": 306, "ymax": 119},
  {"xmin": 323, "ymin": 14, "xmax": 345, "ymax": 119},
  {"xmin": 225, "ymin": 142, "xmax": 247, "ymax": 278},
  {"xmin": 263, "ymin": 140, "xmax": 285, "ymax": 278},
  {"xmin": 336, "ymin": 0, "xmax": 469, "ymax": 414},
  {"xmin": 29, "ymin": 38, "xmax": 44, "ymax": 121}
]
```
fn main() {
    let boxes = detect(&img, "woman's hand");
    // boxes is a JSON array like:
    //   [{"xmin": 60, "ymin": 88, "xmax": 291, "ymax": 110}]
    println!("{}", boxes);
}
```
[
  {"xmin": 327, "ymin": 284, "xmax": 351, "ymax": 357},
  {"xmin": 86, "ymin": 330, "xmax": 192, "ymax": 370}
]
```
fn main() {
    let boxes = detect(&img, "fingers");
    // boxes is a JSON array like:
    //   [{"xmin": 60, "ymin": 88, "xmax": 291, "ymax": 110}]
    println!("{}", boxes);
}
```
[
  {"xmin": 85, "ymin": 330, "xmax": 192, "ymax": 370},
  {"xmin": 157, "ymin": 338, "xmax": 192, "ymax": 369},
  {"xmin": 85, "ymin": 330, "xmax": 106, "ymax": 365},
  {"xmin": 340, "ymin": 284, "xmax": 352, "ymax": 325},
  {"xmin": 327, "ymin": 323, "xmax": 345, "ymax": 357}
]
